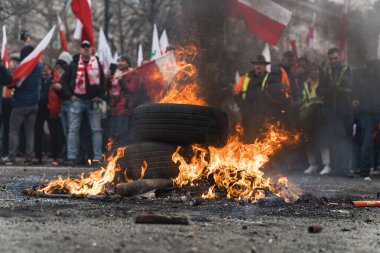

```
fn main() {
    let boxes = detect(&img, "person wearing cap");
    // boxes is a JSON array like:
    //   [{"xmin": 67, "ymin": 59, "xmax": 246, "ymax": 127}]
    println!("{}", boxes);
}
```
[
  {"xmin": 5, "ymin": 45, "xmax": 42, "ymax": 165},
  {"xmin": 106, "ymin": 55, "xmax": 140, "ymax": 146},
  {"xmin": 61, "ymin": 40, "xmax": 105, "ymax": 166},
  {"xmin": 234, "ymin": 55, "xmax": 270, "ymax": 143}
]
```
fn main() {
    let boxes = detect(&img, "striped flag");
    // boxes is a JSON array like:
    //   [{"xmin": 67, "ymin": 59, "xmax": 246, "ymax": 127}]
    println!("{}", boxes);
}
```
[
  {"xmin": 1, "ymin": 25, "xmax": 9, "ymax": 67},
  {"xmin": 57, "ymin": 14, "xmax": 69, "ymax": 52},
  {"xmin": 12, "ymin": 26, "xmax": 56, "ymax": 87},
  {"xmin": 229, "ymin": 0, "xmax": 292, "ymax": 45}
]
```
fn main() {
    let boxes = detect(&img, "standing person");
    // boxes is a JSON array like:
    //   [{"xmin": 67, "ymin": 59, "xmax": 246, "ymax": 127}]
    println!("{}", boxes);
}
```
[
  {"xmin": 62, "ymin": 40, "xmax": 105, "ymax": 166},
  {"xmin": 34, "ymin": 63, "xmax": 65, "ymax": 165},
  {"xmin": 301, "ymin": 63, "xmax": 332, "ymax": 175},
  {"xmin": 267, "ymin": 51, "xmax": 300, "ymax": 128},
  {"xmin": 354, "ymin": 60, "xmax": 380, "ymax": 179},
  {"xmin": 6, "ymin": 45, "xmax": 41, "ymax": 165},
  {"xmin": 1, "ymin": 56, "xmax": 18, "ymax": 160},
  {"xmin": 106, "ymin": 55, "xmax": 139, "ymax": 147},
  {"xmin": 323, "ymin": 47, "xmax": 353, "ymax": 175},
  {"xmin": 53, "ymin": 52, "xmax": 73, "ymax": 139},
  {"xmin": 234, "ymin": 55, "xmax": 270, "ymax": 143}
]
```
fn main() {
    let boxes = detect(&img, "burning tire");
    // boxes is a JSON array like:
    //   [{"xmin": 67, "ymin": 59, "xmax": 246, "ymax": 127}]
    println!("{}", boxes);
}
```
[
  {"xmin": 130, "ymin": 104, "xmax": 229, "ymax": 147},
  {"xmin": 116, "ymin": 142, "xmax": 181, "ymax": 181}
]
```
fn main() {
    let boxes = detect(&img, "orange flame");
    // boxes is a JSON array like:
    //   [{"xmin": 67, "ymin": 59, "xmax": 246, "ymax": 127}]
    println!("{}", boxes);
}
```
[
  {"xmin": 201, "ymin": 185, "xmax": 216, "ymax": 199},
  {"xmin": 173, "ymin": 123, "xmax": 300, "ymax": 203},
  {"xmin": 139, "ymin": 161, "xmax": 148, "ymax": 179},
  {"xmin": 37, "ymin": 147, "xmax": 126, "ymax": 195},
  {"xmin": 156, "ymin": 45, "xmax": 207, "ymax": 106}
]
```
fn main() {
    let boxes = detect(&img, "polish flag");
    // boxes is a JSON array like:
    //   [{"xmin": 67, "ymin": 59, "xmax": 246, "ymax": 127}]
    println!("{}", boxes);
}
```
[
  {"xmin": 97, "ymin": 28, "xmax": 113, "ymax": 73},
  {"xmin": 262, "ymin": 43, "xmax": 271, "ymax": 72},
  {"xmin": 338, "ymin": 0, "xmax": 348, "ymax": 57},
  {"xmin": 229, "ymin": 0, "xmax": 292, "ymax": 46},
  {"xmin": 151, "ymin": 24, "xmax": 162, "ymax": 60},
  {"xmin": 137, "ymin": 51, "xmax": 178, "ymax": 100},
  {"xmin": 137, "ymin": 44, "xmax": 143, "ymax": 67},
  {"xmin": 159, "ymin": 30, "xmax": 169, "ymax": 54},
  {"xmin": 306, "ymin": 13, "xmax": 316, "ymax": 49},
  {"xmin": 12, "ymin": 25, "xmax": 56, "ymax": 87},
  {"xmin": 1, "ymin": 25, "xmax": 9, "ymax": 67},
  {"xmin": 57, "ymin": 14, "xmax": 69, "ymax": 52},
  {"xmin": 71, "ymin": 0, "xmax": 94, "ymax": 46}
]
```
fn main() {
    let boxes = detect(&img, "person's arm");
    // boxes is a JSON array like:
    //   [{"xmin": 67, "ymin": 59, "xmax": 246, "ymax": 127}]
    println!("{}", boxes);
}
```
[
  {"xmin": 0, "ymin": 61, "xmax": 13, "ymax": 87},
  {"xmin": 61, "ymin": 64, "xmax": 75, "ymax": 100}
]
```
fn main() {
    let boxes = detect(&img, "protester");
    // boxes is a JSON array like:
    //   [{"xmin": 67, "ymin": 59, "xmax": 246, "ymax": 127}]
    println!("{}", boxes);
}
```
[
  {"xmin": 322, "ymin": 47, "xmax": 353, "ymax": 175},
  {"xmin": 62, "ymin": 40, "xmax": 105, "ymax": 166},
  {"xmin": 5, "ymin": 45, "xmax": 41, "ymax": 165},
  {"xmin": 354, "ymin": 59, "xmax": 380, "ymax": 178},
  {"xmin": 34, "ymin": 63, "xmax": 65, "ymax": 165},
  {"xmin": 1, "ymin": 56, "xmax": 18, "ymax": 159},
  {"xmin": 235, "ymin": 55, "xmax": 270, "ymax": 143},
  {"xmin": 300, "ymin": 63, "xmax": 332, "ymax": 175},
  {"xmin": 106, "ymin": 55, "xmax": 140, "ymax": 146}
]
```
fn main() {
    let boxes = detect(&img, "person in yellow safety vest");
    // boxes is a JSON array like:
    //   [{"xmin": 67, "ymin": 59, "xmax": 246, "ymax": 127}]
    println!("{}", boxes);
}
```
[
  {"xmin": 234, "ymin": 55, "xmax": 270, "ymax": 143},
  {"xmin": 300, "ymin": 63, "xmax": 332, "ymax": 175}
]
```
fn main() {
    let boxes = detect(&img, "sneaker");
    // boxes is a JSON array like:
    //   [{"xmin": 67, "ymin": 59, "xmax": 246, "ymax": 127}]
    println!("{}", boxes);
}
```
[
  {"xmin": 320, "ymin": 165, "xmax": 332, "ymax": 175},
  {"xmin": 61, "ymin": 159, "xmax": 76, "ymax": 167},
  {"xmin": 304, "ymin": 165, "xmax": 318, "ymax": 174},
  {"xmin": 24, "ymin": 159, "xmax": 33, "ymax": 166},
  {"xmin": 5, "ymin": 158, "xmax": 15, "ymax": 166}
]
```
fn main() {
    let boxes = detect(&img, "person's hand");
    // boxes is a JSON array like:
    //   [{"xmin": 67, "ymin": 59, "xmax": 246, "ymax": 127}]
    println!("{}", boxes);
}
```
[
  {"xmin": 71, "ymin": 95, "xmax": 79, "ymax": 102},
  {"xmin": 352, "ymin": 100, "xmax": 360, "ymax": 108},
  {"xmin": 92, "ymin": 97, "xmax": 101, "ymax": 103},
  {"xmin": 53, "ymin": 83, "xmax": 62, "ymax": 91}
]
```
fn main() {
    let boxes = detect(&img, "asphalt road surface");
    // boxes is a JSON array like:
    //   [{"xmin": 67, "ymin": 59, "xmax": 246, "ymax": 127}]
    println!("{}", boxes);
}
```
[{"xmin": 0, "ymin": 166, "xmax": 379, "ymax": 253}]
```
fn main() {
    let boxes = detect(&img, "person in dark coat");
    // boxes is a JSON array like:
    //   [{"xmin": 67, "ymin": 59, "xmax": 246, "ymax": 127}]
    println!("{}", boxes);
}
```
[
  {"xmin": 235, "ymin": 55, "xmax": 271, "ymax": 143},
  {"xmin": 6, "ymin": 45, "xmax": 41, "ymax": 165},
  {"xmin": 61, "ymin": 40, "xmax": 105, "ymax": 166}
]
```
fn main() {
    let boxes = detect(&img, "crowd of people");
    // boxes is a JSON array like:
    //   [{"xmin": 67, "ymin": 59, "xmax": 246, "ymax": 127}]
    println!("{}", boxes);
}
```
[
  {"xmin": 0, "ymin": 40, "xmax": 149, "ymax": 167},
  {"xmin": 0, "ymin": 37, "xmax": 379, "ymax": 180},
  {"xmin": 235, "ymin": 47, "xmax": 380, "ymax": 180}
]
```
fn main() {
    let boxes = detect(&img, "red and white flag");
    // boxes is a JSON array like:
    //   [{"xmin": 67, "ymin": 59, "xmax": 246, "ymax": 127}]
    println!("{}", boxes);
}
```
[
  {"xmin": 57, "ymin": 14, "xmax": 69, "ymax": 52},
  {"xmin": 262, "ymin": 43, "xmax": 271, "ymax": 72},
  {"xmin": 229, "ymin": 0, "xmax": 292, "ymax": 45},
  {"xmin": 97, "ymin": 28, "xmax": 113, "ymax": 73},
  {"xmin": 1, "ymin": 25, "xmax": 9, "ymax": 67},
  {"xmin": 137, "ymin": 51, "xmax": 178, "ymax": 99},
  {"xmin": 71, "ymin": 0, "xmax": 94, "ymax": 46},
  {"xmin": 306, "ymin": 13, "xmax": 316, "ymax": 49},
  {"xmin": 12, "ymin": 25, "xmax": 56, "ymax": 87},
  {"xmin": 338, "ymin": 0, "xmax": 348, "ymax": 58}
]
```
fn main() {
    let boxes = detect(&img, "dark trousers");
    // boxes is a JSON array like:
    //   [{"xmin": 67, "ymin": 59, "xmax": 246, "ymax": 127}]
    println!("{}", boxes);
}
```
[
  {"xmin": 360, "ymin": 113, "xmax": 380, "ymax": 174},
  {"xmin": 35, "ymin": 105, "xmax": 65, "ymax": 160},
  {"xmin": 2, "ymin": 99, "xmax": 11, "ymax": 157}
]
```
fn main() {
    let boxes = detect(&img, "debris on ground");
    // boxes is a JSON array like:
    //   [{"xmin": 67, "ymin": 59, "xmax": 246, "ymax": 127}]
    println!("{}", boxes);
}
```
[{"xmin": 135, "ymin": 213, "xmax": 189, "ymax": 225}]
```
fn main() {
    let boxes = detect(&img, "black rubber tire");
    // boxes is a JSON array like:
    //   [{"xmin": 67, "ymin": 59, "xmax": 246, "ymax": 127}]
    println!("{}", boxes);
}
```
[
  {"xmin": 116, "ymin": 142, "xmax": 181, "ymax": 181},
  {"xmin": 130, "ymin": 103, "xmax": 229, "ymax": 147}
]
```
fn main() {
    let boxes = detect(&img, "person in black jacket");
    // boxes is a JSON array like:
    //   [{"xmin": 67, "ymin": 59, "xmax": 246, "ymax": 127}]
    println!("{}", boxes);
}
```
[
  {"xmin": 0, "ymin": 60, "xmax": 13, "ymax": 87},
  {"xmin": 61, "ymin": 40, "xmax": 105, "ymax": 166}
]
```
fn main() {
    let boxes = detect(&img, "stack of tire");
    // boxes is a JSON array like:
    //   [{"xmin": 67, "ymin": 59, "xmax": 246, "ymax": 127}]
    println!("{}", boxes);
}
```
[{"xmin": 117, "ymin": 103, "xmax": 229, "ymax": 182}]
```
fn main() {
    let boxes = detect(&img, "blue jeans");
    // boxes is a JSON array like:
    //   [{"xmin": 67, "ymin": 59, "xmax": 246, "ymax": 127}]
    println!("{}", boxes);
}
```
[
  {"xmin": 67, "ymin": 100, "xmax": 103, "ymax": 160},
  {"xmin": 108, "ymin": 115, "xmax": 129, "ymax": 139}
]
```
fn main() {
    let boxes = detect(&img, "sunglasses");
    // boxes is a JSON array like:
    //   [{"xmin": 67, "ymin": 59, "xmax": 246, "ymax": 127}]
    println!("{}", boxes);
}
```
[{"xmin": 81, "ymin": 44, "xmax": 91, "ymax": 49}]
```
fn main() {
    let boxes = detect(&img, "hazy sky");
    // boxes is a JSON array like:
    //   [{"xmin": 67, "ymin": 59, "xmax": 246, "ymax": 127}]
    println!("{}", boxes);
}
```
[{"xmin": 331, "ymin": 0, "xmax": 376, "ymax": 10}]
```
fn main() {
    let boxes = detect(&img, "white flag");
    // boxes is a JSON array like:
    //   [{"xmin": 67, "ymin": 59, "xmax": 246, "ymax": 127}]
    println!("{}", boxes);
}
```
[
  {"xmin": 97, "ymin": 28, "xmax": 113, "ymax": 73},
  {"xmin": 159, "ymin": 30, "xmax": 169, "ymax": 54},
  {"xmin": 137, "ymin": 44, "xmax": 143, "ymax": 67},
  {"xmin": 151, "ymin": 24, "xmax": 161, "ymax": 60},
  {"xmin": 1, "ymin": 25, "xmax": 9, "ymax": 67},
  {"xmin": 262, "ymin": 43, "xmax": 271, "ymax": 72},
  {"xmin": 112, "ymin": 51, "xmax": 119, "ymax": 64}
]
